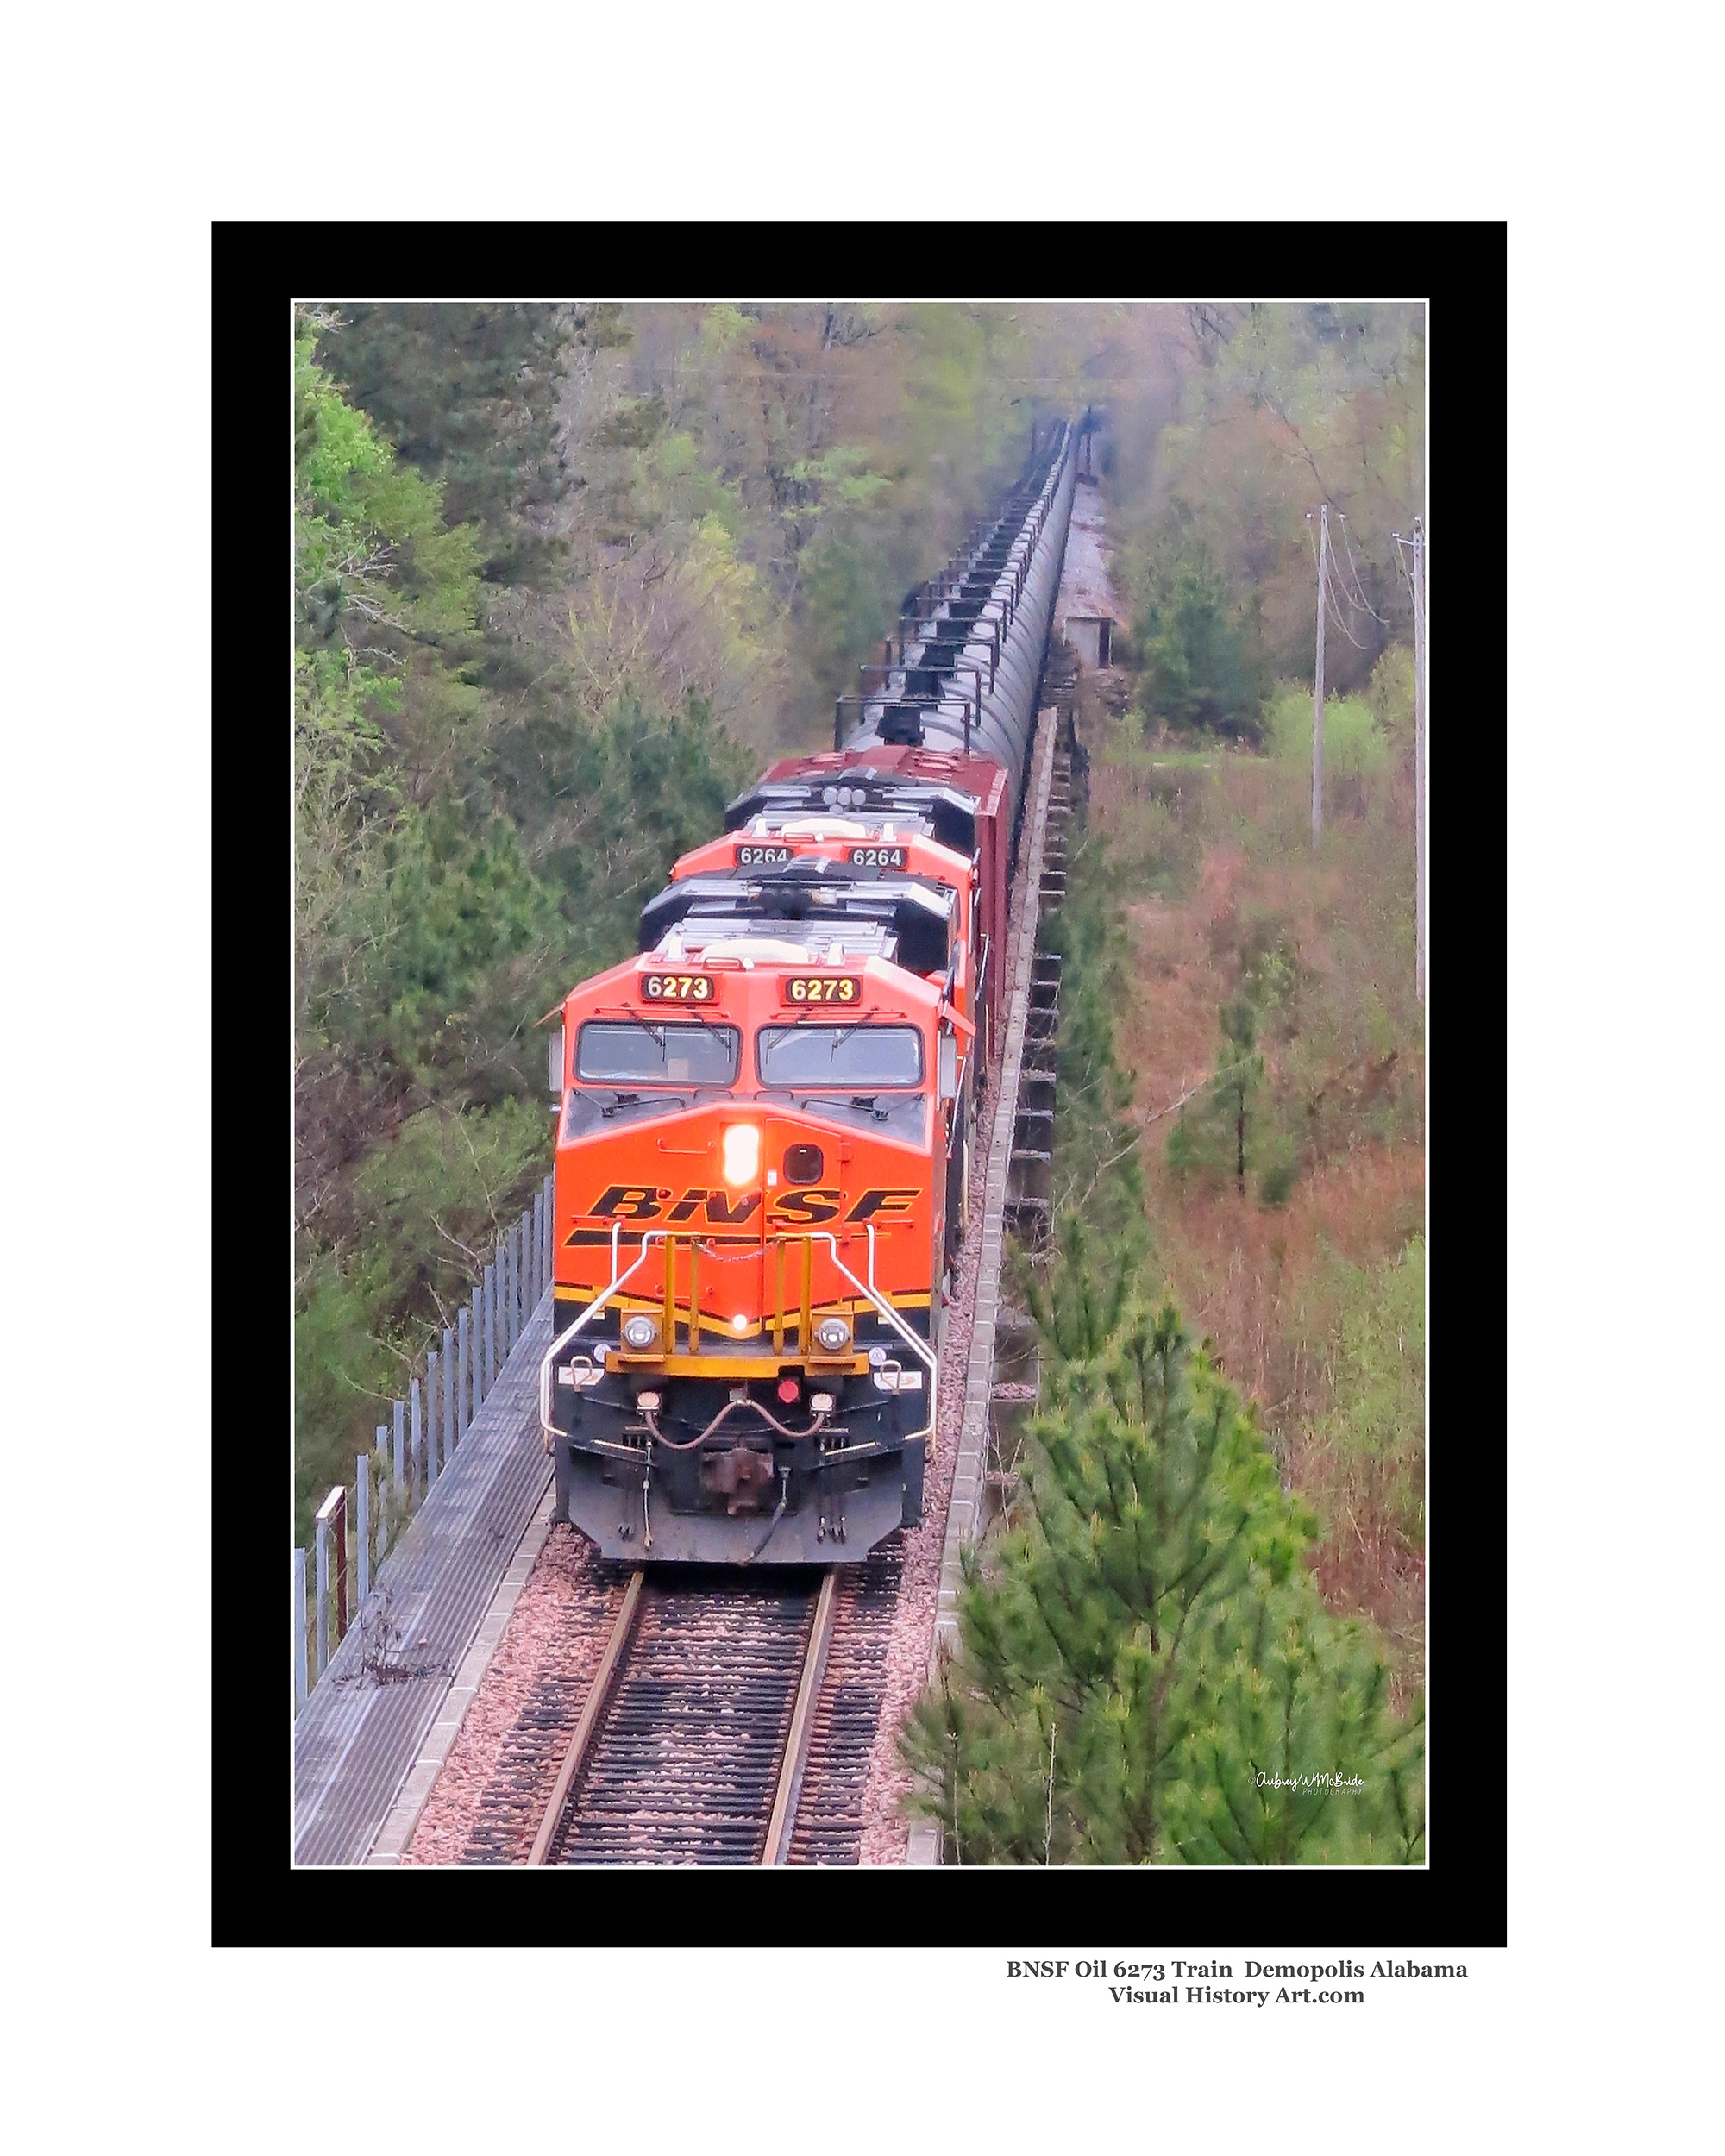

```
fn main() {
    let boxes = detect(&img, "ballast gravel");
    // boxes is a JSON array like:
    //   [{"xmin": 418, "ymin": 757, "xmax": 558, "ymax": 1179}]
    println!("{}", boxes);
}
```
[{"xmin": 402, "ymin": 1523, "xmax": 619, "ymax": 1865}]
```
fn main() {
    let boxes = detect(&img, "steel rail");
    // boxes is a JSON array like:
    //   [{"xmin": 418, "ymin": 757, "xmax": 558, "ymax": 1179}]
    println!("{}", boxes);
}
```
[
  {"xmin": 525, "ymin": 1568, "xmax": 645, "ymax": 1867},
  {"xmin": 761, "ymin": 1570, "xmax": 837, "ymax": 1865}
]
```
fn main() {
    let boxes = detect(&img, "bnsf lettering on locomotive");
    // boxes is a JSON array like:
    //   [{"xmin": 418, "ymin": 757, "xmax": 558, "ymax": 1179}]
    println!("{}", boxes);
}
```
[
  {"xmin": 586, "ymin": 1183, "xmax": 913, "ymax": 1226},
  {"xmin": 589, "ymin": 1184, "xmax": 664, "ymax": 1219},
  {"xmin": 846, "ymin": 1188, "xmax": 920, "ymax": 1220},
  {"xmin": 589, "ymin": 1184, "xmax": 762, "ymax": 1226},
  {"xmin": 770, "ymin": 1188, "xmax": 842, "ymax": 1225}
]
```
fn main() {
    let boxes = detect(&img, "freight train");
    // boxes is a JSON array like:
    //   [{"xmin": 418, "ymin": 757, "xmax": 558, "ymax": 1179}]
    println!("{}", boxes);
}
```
[{"xmin": 539, "ymin": 422, "xmax": 1078, "ymax": 1564}]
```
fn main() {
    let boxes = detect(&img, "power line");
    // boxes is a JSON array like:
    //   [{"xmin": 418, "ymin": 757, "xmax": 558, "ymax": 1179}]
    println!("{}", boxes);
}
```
[
  {"xmin": 1325, "ymin": 575, "xmax": 1366, "ymax": 644},
  {"xmin": 1326, "ymin": 580, "xmax": 1367, "ymax": 647},
  {"xmin": 1320, "ymin": 525, "xmax": 1371, "ymax": 647},
  {"xmin": 1333, "ymin": 516, "xmax": 1376, "ymax": 615},
  {"xmin": 1336, "ymin": 513, "xmax": 1389, "ymax": 623},
  {"xmin": 1306, "ymin": 514, "xmax": 1377, "ymax": 646}
]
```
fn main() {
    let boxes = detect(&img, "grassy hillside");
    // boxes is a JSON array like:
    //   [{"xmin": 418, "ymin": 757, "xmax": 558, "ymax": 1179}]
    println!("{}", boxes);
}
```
[{"xmin": 1083, "ymin": 654, "xmax": 1425, "ymax": 1689}]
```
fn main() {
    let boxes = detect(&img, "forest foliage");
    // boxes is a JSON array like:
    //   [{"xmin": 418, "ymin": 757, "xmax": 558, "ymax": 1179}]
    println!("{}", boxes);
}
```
[
  {"xmin": 293, "ymin": 298, "xmax": 1425, "ymax": 1582},
  {"xmin": 293, "ymin": 302, "xmax": 1189, "ymax": 1539},
  {"xmin": 1109, "ymin": 302, "xmax": 1424, "ymax": 736}
]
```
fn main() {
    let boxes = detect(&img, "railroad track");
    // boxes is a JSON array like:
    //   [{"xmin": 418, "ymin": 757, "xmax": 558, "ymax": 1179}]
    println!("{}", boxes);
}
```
[{"xmin": 526, "ymin": 1567, "xmax": 837, "ymax": 1866}]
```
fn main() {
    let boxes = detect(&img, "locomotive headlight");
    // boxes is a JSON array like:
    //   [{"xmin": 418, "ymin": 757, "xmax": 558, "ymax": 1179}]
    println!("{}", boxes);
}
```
[
  {"xmin": 722, "ymin": 1124, "xmax": 761, "ymax": 1186},
  {"xmin": 814, "ymin": 1316, "xmax": 852, "ymax": 1352},
  {"xmin": 622, "ymin": 1314, "xmax": 660, "ymax": 1351}
]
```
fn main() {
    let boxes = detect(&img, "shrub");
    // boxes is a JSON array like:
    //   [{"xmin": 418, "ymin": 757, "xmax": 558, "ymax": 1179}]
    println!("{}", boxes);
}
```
[
  {"xmin": 1366, "ymin": 642, "xmax": 1415, "ymax": 746},
  {"xmin": 1264, "ymin": 682, "xmax": 1389, "ymax": 778},
  {"xmin": 1257, "ymin": 1134, "xmax": 1299, "ymax": 1208}
]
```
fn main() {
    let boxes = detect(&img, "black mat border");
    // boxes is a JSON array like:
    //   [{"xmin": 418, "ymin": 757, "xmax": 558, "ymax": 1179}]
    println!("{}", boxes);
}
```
[{"xmin": 221, "ymin": 223, "xmax": 1504, "ymax": 1949}]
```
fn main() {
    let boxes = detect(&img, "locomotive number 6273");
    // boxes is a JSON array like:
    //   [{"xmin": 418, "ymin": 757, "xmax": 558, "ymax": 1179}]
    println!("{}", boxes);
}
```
[
  {"xmin": 641, "ymin": 973, "xmax": 716, "ymax": 1002},
  {"xmin": 782, "ymin": 975, "xmax": 862, "ymax": 1004}
]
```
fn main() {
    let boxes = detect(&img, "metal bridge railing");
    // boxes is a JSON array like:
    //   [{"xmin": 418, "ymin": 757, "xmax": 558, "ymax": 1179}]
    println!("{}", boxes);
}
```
[{"xmin": 292, "ymin": 1170, "xmax": 555, "ymax": 1709}]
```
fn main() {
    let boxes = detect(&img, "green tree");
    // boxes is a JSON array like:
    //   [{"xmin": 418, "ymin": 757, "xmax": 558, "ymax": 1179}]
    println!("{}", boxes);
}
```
[
  {"xmin": 1164, "ymin": 1589, "xmax": 1425, "ymax": 1863},
  {"xmin": 315, "ymin": 302, "xmax": 574, "ymax": 586},
  {"xmin": 295, "ymin": 309, "xmax": 499, "ymax": 1215},
  {"xmin": 1022, "ymin": 1215, "xmax": 1134, "ymax": 1363},
  {"xmin": 294, "ymin": 311, "xmax": 487, "ymax": 785},
  {"xmin": 1132, "ymin": 541, "xmax": 1268, "ymax": 740},
  {"xmin": 900, "ymin": 1275, "xmax": 1422, "ymax": 1864}
]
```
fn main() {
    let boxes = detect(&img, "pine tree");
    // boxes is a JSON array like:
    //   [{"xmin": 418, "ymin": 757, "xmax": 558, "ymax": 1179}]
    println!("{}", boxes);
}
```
[
  {"xmin": 1022, "ymin": 1215, "xmax": 1133, "ymax": 1363},
  {"xmin": 906, "ymin": 1296, "xmax": 1313, "ymax": 1861},
  {"xmin": 1166, "ymin": 995, "xmax": 1265, "ymax": 1195},
  {"xmin": 900, "ymin": 1256, "xmax": 1423, "ymax": 1864},
  {"xmin": 316, "ymin": 302, "xmax": 575, "ymax": 587},
  {"xmin": 1131, "ymin": 540, "xmax": 1269, "ymax": 741},
  {"xmin": 1162, "ymin": 1587, "xmax": 1426, "ymax": 1863}
]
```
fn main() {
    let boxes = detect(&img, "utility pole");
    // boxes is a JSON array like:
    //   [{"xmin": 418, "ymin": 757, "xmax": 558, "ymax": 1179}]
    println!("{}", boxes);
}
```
[
  {"xmin": 1312, "ymin": 503, "xmax": 1327, "ymax": 847},
  {"xmin": 1413, "ymin": 517, "xmax": 1427, "ymax": 1003}
]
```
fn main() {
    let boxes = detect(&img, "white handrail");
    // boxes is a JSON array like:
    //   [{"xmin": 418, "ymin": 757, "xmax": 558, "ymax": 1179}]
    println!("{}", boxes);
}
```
[
  {"xmin": 539, "ymin": 1222, "xmax": 937, "ymax": 1451},
  {"xmin": 537, "ymin": 1221, "xmax": 659, "ymax": 1445},
  {"xmin": 807, "ymin": 1226, "xmax": 937, "ymax": 1448}
]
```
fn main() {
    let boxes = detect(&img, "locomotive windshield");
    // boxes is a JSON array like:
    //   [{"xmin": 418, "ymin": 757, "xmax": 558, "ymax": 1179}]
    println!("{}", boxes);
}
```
[
  {"xmin": 756, "ymin": 1024, "xmax": 924, "ymax": 1088},
  {"xmin": 576, "ymin": 1020, "xmax": 739, "ymax": 1085}
]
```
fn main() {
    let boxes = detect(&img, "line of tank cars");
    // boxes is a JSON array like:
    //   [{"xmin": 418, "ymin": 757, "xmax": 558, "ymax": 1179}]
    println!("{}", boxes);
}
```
[{"xmin": 539, "ymin": 423, "xmax": 1078, "ymax": 1564}]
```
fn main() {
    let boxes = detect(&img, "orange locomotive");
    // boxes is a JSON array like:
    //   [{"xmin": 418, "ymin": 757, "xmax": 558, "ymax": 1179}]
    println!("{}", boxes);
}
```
[
  {"xmin": 540, "ymin": 924, "xmax": 966, "ymax": 1561},
  {"xmin": 538, "ymin": 421, "xmax": 1078, "ymax": 1564}
]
